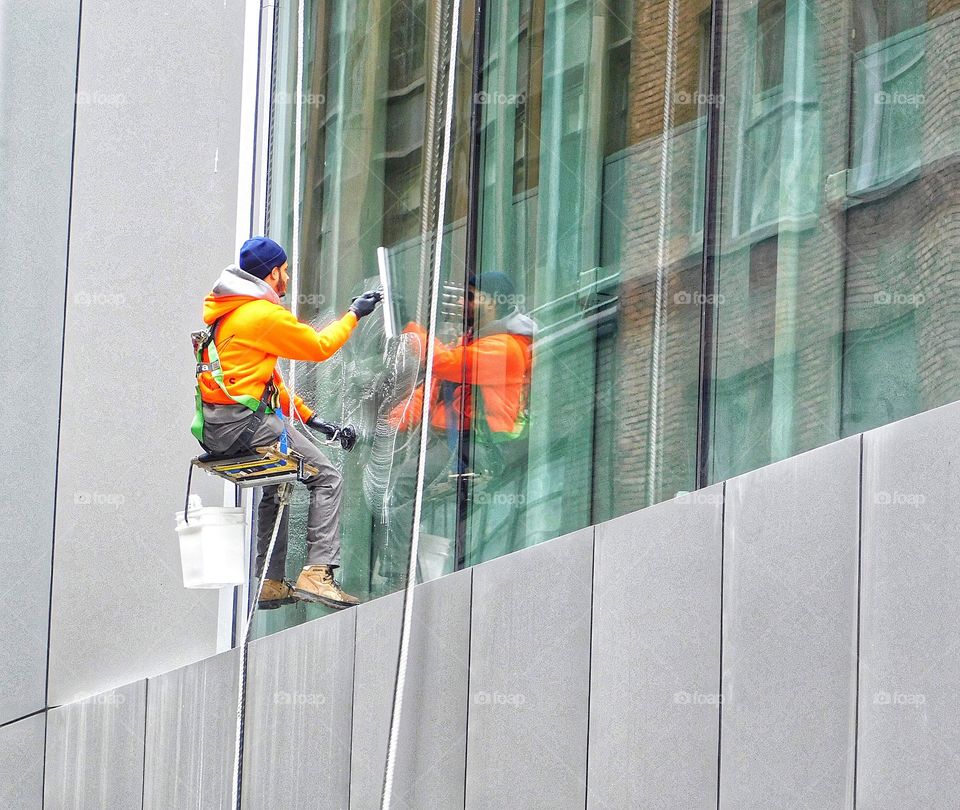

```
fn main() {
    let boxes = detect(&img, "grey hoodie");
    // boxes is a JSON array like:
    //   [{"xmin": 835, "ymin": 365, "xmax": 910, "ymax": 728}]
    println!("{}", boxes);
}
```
[
  {"xmin": 477, "ymin": 307, "xmax": 538, "ymax": 339},
  {"xmin": 207, "ymin": 263, "xmax": 282, "ymax": 307}
]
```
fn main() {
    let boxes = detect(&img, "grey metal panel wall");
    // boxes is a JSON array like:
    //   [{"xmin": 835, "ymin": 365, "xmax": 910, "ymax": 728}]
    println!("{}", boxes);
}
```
[
  {"xmin": 465, "ymin": 528, "xmax": 594, "ymax": 809},
  {"xmin": 241, "ymin": 608, "xmax": 356, "ymax": 808},
  {"xmin": 588, "ymin": 484, "xmax": 723, "ymax": 809},
  {"xmin": 350, "ymin": 569, "xmax": 472, "ymax": 810},
  {"xmin": 0, "ymin": 713, "xmax": 46, "ymax": 809},
  {"xmin": 0, "ymin": 0, "xmax": 79, "ymax": 725},
  {"xmin": 719, "ymin": 437, "xmax": 860, "ymax": 809},
  {"xmin": 47, "ymin": 0, "xmax": 247, "ymax": 704},
  {"xmin": 44, "ymin": 681, "xmax": 147, "ymax": 809},
  {"xmin": 142, "ymin": 648, "xmax": 240, "ymax": 810},
  {"xmin": 857, "ymin": 401, "xmax": 960, "ymax": 807}
]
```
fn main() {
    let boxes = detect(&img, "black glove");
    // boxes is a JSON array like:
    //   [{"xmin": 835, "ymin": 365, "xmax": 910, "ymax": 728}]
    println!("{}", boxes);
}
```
[
  {"xmin": 307, "ymin": 416, "xmax": 337, "ymax": 438},
  {"xmin": 306, "ymin": 416, "xmax": 357, "ymax": 451},
  {"xmin": 349, "ymin": 289, "xmax": 383, "ymax": 319}
]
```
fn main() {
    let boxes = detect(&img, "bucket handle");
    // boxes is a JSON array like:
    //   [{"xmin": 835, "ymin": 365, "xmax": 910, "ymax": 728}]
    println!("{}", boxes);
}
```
[{"xmin": 184, "ymin": 460, "xmax": 195, "ymax": 525}]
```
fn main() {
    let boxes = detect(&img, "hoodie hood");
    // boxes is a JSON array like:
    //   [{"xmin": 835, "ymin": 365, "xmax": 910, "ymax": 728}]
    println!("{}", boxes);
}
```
[
  {"xmin": 478, "ymin": 307, "xmax": 537, "ymax": 339},
  {"xmin": 203, "ymin": 264, "xmax": 282, "ymax": 324}
]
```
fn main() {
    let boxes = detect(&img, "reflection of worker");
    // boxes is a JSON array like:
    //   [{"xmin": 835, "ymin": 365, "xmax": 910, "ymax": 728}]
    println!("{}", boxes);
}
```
[
  {"xmin": 382, "ymin": 272, "xmax": 535, "ymax": 581},
  {"xmin": 192, "ymin": 236, "xmax": 381, "ymax": 609}
]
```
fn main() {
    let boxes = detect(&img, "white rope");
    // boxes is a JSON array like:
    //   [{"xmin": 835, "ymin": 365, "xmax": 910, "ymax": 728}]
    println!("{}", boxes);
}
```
[
  {"xmin": 288, "ymin": 0, "xmax": 306, "ymax": 416},
  {"xmin": 230, "ymin": 482, "xmax": 290, "ymax": 809},
  {"xmin": 646, "ymin": 0, "xmax": 680, "ymax": 505},
  {"xmin": 381, "ymin": 0, "xmax": 462, "ymax": 806}
]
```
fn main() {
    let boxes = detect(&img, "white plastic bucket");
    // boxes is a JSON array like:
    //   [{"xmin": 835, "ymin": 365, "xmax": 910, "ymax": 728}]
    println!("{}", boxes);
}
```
[
  {"xmin": 417, "ymin": 532, "xmax": 455, "ymax": 582},
  {"xmin": 175, "ymin": 496, "xmax": 246, "ymax": 588}
]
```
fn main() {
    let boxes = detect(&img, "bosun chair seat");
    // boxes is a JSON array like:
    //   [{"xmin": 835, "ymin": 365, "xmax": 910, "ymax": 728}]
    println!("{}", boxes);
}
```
[{"xmin": 192, "ymin": 444, "xmax": 320, "ymax": 489}]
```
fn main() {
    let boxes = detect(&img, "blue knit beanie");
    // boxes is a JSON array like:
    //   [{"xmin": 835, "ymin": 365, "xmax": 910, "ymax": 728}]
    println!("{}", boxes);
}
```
[
  {"xmin": 239, "ymin": 236, "xmax": 287, "ymax": 279},
  {"xmin": 469, "ymin": 271, "xmax": 517, "ymax": 315}
]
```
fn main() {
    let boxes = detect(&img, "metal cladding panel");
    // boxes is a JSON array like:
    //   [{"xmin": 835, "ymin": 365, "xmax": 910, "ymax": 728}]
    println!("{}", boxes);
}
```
[
  {"xmin": 719, "ymin": 438, "xmax": 861, "ymax": 809},
  {"xmin": 465, "ymin": 528, "xmax": 594, "ymax": 809},
  {"xmin": 350, "ymin": 569, "xmax": 472, "ymax": 809},
  {"xmin": 588, "ymin": 485, "xmax": 723, "ymax": 808},
  {"xmin": 142, "ymin": 648, "xmax": 241, "ymax": 810},
  {"xmin": 44, "ymin": 681, "xmax": 148, "ymax": 809},
  {"xmin": 241, "ymin": 609, "xmax": 356, "ymax": 808},
  {"xmin": 858, "ymin": 401, "xmax": 960, "ymax": 807}
]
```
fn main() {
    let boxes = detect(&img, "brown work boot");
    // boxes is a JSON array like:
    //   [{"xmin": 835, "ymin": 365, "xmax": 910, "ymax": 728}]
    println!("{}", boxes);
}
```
[
  {"xmin": 294, "ymin": 565, "xmax": 360, "ymax": 610},
  {"xmin": 257, "ymin": 578, "xmax": 296, "ymax": 610}
]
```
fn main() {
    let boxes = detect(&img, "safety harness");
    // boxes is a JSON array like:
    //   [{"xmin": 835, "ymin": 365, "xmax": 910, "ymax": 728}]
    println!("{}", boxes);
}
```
[{"xmin": 190, "ymin": 317, "xmax": 280, "ymax": 451}]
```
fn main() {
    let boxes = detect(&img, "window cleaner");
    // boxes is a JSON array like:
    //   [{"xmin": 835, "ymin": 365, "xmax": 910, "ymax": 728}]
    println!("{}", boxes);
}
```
[{"xmin": 188, "ymin": 235, "xmax": 381, "ymax": 611}]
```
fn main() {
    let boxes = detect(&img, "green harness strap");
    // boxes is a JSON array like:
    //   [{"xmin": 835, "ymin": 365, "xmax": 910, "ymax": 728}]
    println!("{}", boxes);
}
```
[
  {"xmin": 191, "ymin": 319, "xmax": 275, "ymax": 443},
  {"xmin": 472, "ymin": 378, "xmax": 529, "ymax": 446}
]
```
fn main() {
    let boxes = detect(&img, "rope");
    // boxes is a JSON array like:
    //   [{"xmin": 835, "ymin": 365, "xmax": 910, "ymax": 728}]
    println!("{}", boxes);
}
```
[
  {"xmin": 230, "ymin": 482, "xmax": 291, "ymax": 809},
  {"xmin": 380, "ymin": 0, "xmax": 462, "ymax": 805},
  {"xmin": 288, "ymin": 0, "xmax": 307, "ymax": 415},
  {"xmin": 646, "ymin": 0, "xmax": 680, "ymax": 506},
  {"xmin": 227, "ymin": 7, "xmax": 304, "ymax": 797}
]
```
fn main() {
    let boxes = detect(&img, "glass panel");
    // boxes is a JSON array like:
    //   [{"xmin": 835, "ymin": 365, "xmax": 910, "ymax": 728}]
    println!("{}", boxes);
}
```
[
  {"xmin": 255, "ymin": 0, "xmax": 473, "ymax": 637},
  {"xmin": 842, "ymin": 0, "xmax": 960, "ymax": 436},
  {"xmin": 254, "ymin": 0, "xmax": 960, "ymax": 627},
  {"xmin": 710, "ymin": 0, "xmax": 960, "ymax": 481},
  {"xmin": 465, "ymin": 0, "xmax": 712, "ymax": 563}
]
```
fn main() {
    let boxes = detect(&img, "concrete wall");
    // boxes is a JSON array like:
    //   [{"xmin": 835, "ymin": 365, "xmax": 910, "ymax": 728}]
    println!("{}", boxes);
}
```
[
  {"xmin": 0, "ymin": 713, "xmax": 46, "ymax": 809},
  {"xmin": 0, "ymin": 0, "xmax": 80, "ymax": 727},
  {"xmin": 46, "ymin": 0, "xmax": 248, "ymax": 704},
  {"xmin": 4, "ymin": 400, "xmax": 956, "ymax": 808},
  {"xmin": 0, "ymin": 0, "xmax": 251, "ymax": 775}
]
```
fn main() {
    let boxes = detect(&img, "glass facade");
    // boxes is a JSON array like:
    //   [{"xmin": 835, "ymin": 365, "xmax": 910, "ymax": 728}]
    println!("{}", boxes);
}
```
[
  {"xmin": 256, "ymin": 0, "xmax": 960, "ymax": 634},
  {"xmin": 710, "ymin": 0, "xmax": 960, "ymax": 480}
]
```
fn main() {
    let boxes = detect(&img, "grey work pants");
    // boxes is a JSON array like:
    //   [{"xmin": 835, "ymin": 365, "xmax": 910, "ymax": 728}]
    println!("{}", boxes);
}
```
[{"xmin": 201, "ymin": 404, "xmax": 344, "ymax": 578}]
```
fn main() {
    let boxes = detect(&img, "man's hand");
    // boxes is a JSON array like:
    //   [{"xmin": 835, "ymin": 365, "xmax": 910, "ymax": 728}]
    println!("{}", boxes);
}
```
[
  {"xmin": 306, "ymin": 416, "xmax": 357, "ymax": 451},
  {"xmin": 306, "ymin": 416, "xmax": 336, "ymax": 438},
  {"xmin": 349, "ymin": 289, "xmax": 383, "ymax": 319}
]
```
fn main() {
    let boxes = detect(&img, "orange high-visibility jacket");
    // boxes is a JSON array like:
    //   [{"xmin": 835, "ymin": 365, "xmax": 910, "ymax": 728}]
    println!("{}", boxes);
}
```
[
  {"xmin": 199, "ymin": 265, "xmax": 357, "ymax": 421},
  {"xmin": 394, "ymin": 313, "xmax": 535, "ymax": 434}
]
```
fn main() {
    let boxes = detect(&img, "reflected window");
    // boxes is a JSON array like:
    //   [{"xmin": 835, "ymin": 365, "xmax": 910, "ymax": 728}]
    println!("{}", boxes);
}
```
[
  {"xmin": 850, "ymin": 0, "xmax": 928, "ymax": 193},
  {"xmin": 755, "ymin": 0, "xmax": 785, "ymax": 94}
]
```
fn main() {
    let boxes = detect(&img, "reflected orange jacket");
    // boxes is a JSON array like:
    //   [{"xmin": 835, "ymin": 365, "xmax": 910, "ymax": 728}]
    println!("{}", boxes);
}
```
[
  {"xmin": 393, "ymin": 313, "xmax": 535, "ymax": 434},
  {"xmin": 199, "ymin": 265, "xmax": 357, "ymax": 421}
]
